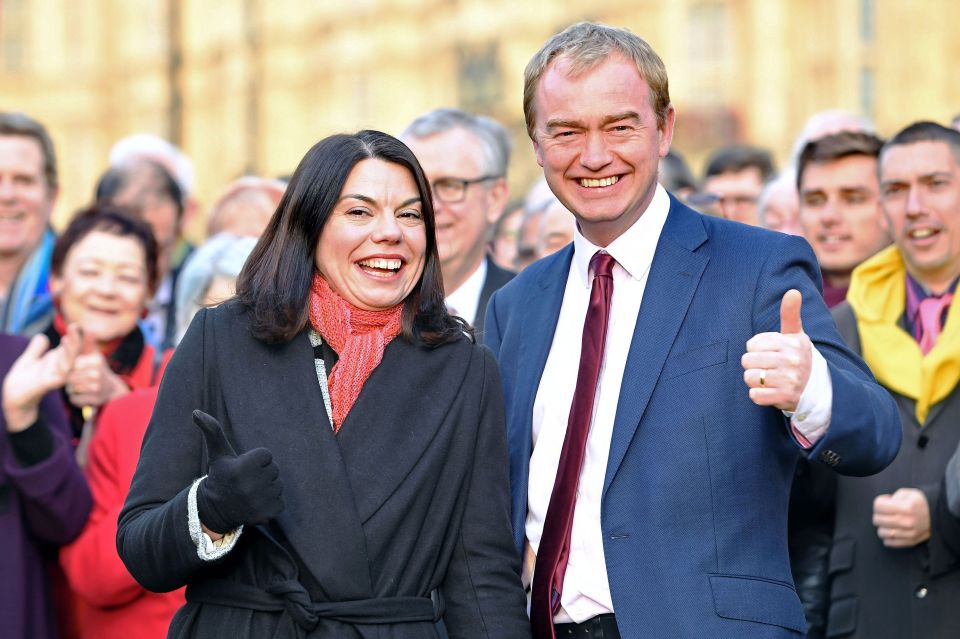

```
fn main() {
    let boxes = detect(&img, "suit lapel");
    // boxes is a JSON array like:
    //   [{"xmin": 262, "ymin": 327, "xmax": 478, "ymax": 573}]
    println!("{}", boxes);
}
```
[
  {"xmin": 506, "ymin": 249, "xmax": 571, "ymax": 549},
  {"xmin": 604, "ymin": 201, "xmax": 709, "ymax": 493},
  {"xmin": 515, "ymin": 248, "xmax": 574, "ymax": 445},
  {"xmin": 219, "ymin": 333, "xmax": 374, "ymax": 599}
]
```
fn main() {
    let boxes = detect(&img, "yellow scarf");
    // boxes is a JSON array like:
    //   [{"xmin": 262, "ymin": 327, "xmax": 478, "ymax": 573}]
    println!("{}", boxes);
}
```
[{"xmin": 847, "ymin": 245, "xmax": 960, "ymax": 424}]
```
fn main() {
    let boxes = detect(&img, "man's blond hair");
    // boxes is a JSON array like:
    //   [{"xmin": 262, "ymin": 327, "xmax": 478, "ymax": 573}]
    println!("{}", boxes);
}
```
[{"xmin": 523, "ymin": 22, "xmax": 670, "ymax": 140}]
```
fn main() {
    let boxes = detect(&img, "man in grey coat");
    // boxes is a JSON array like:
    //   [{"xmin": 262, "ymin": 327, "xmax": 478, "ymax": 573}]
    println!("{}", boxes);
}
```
[{"xmin": 827, "ymin": 121, "xmax": 960, "ymax": 638}]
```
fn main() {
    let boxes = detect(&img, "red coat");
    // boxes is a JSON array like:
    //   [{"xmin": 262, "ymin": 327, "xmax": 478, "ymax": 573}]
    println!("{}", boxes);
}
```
[
  {"xmin": 119, "ymin": 344, "xmax": 171, "ymax": 390},
  {"xmin": 60, "ymin": 387, "xmax": 184, "ymax": 639}
]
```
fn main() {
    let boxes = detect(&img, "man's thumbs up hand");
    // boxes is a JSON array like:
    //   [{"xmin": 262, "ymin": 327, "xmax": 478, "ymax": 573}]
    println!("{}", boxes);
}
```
[
  {"xmin": 741, "ymin": 289, "xmax": 814, "ymax": 412},
  {"xmin": 780, "ymin": 289, "xmax": 804, "ymax": 335}
]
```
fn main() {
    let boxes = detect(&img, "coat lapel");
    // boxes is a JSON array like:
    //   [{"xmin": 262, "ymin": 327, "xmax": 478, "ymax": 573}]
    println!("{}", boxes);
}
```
[
  {"xmin": 603, "ymin": 201, "xmax": 709, "ymax": 493},
  {"xmin": 219, "ymin": 332, "xmax": 374, "ymax": 599},
  {"xmin": 924, "ymin": 395, "xmax": 951, "ymax": 429},
  {"xmin": 475, "ymin": 255, "xmax": 515, "ymax": 336},
  {"xmin": 334, "ymin": 336, "xmax": 471, "ymax": 523}
]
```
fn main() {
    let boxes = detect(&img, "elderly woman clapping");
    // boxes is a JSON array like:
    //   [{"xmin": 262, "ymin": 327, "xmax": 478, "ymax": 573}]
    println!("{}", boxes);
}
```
[
  {"xmin": 117, "ymin": 130, "xmax": 530, "ymax": 639},
  {"xmin": 41, "ymin": 205, "xmax": 166, "ymax": 440}
]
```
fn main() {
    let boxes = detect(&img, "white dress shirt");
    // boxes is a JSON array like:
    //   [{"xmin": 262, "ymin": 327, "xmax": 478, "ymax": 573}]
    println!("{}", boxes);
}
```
[
  {"xmin": 525, "ymin": 184, "xmax": 832, "ymax": 623},
  {"xmin": 445, "ymin": 257, "xmax": 487, "ymax": 325}
]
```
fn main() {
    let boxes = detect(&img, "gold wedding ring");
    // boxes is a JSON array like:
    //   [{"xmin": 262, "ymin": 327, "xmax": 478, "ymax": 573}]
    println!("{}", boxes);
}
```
[{"xmin": 759, "ymin": 369, "xmax": 766, "ymax": 387}]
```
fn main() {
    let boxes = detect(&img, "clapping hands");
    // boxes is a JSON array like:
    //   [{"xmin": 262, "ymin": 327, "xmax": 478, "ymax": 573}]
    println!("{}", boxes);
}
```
[
  {"xmin": 3, "ymin": 325, "xmax": 83, "ymax": 432},
  {"xmin": 64, "ymin": 332, "xmax": 130, "ymax": 409}
]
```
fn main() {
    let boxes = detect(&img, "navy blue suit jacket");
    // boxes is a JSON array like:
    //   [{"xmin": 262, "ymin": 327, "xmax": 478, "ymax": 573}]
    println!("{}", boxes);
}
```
[{"xmin": 484, "ymin": 197, "xmax": 900, "ymax": 637}]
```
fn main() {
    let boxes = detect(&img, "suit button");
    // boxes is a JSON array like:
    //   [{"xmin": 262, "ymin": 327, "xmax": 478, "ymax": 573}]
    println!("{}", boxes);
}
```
[
  {"xmin": 819, "ymin": 450, "xmax": 840, "ymax": 467},
  {"xmin": 918, "ymin": 435, "xmax": 929, "ymax": 449},
  {"xmin": 915, "ymin": 586, "xmax": 929, "ymax": 599}
]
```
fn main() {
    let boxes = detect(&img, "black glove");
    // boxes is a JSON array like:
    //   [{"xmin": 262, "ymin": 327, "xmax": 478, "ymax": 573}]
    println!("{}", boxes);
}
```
[{"xmin": 193, "ymin": 409, "xmax": 284, "ymax": 534}]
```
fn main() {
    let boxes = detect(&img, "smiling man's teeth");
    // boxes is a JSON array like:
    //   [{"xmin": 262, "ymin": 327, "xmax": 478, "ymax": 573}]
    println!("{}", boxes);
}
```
[
  {"xmin": 359, "ymin": 258, "xmax": 401, "ymax": 270},
  {"xmin": 579, "ymin": 176, "xmax": 619, "ymax": 188},
  {"xmin": 909, "ymin": 228, "xmax": 936, "ymax": 239}
]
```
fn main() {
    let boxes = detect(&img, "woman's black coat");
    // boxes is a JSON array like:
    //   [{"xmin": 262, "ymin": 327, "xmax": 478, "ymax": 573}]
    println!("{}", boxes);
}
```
[{"xmin": 117, "ymin": 301, "xmax": 530, "ymax": 638}]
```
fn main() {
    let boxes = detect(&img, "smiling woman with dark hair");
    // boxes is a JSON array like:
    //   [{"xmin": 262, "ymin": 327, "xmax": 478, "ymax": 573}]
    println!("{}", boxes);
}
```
[{"xmin": 117, "ymin": 130, "xmax": 530, "ymax": 639}]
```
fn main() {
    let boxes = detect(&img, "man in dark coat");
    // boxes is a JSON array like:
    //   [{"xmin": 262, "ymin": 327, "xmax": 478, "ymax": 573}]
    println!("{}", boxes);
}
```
[
  {"xmin": 787, "ymin": 130, "xmax": 890, "ymax": 638},
  {"xmin": 1, "ymin": 332, "xmax": 92, "ymax": 638},
  {"xmin": 401, "ymin": 108, "xmax": 515, "ymax": 337},
  {"xmin": 827, "ymin": 121, "xmax": 960, "ymax": 638}
]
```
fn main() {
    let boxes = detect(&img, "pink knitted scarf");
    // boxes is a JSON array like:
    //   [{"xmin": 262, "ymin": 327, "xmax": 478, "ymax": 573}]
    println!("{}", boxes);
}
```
[{"xmin": 308, "ymin": 272, "xmax": 403, "ymax": 432}]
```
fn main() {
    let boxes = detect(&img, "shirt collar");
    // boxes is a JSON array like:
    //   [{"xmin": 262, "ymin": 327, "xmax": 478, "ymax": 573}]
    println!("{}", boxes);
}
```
[
  {"xmin": 571, "ymin": 183, "xmax": 671, "ymax": 288},
  {"xmin": 906, "ymin": 273, "xmax": 960, "ymax": 323},
  {"xmin": 445, "ymin": 256, "xmax": 487, "ymax": 323}
]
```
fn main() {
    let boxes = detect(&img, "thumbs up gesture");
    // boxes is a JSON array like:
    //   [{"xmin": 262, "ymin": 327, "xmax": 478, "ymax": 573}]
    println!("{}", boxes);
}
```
[
  {"xmin": 193, "ymin": 410, "xmax": 285, "ymax": 534},
  {"xmin": 740, "ymin": 289, "xmax": 813, "ymax": 412}
]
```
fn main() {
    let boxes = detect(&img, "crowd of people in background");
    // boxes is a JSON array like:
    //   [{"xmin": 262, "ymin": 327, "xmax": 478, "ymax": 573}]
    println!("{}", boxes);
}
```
[{"xmin": 4, "ymin": 20, "xmax": 960, "ymax": 638}]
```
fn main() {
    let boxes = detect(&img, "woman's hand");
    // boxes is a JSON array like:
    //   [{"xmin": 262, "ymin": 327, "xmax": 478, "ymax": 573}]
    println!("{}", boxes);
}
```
[
  {"xmin": 65, "ymin": 346, "xmax": 131, "ymax": 409},
  {"xmin": 3, "ymin": 326, "xmax": 83, "ymax": 432},
  {"xmin": 201, "ymin": 523, "xmax": 224, "ymax": 542},
  {"xmin": 193, "ymin": 410, "xmax": 285, "ymax": 534}
]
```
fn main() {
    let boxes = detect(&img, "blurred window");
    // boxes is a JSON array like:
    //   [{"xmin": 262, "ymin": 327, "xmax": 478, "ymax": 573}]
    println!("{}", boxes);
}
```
[
  {"xmin": 860, "ymin": 0, "xmax": 876, "ymax": 43},
  {"xmin": 1, "ymin": 0, "xmax": 26, "ymax": 73},
  {"xmin": 860, "ymin": 67, "xmax": 875, "ymax": 122},
  {"xmin": 688, "ymin": 2, "xmax": 730, "ymax": 107},
  {"xmin": 457, "ymin": 41, "xmax": 501, "ymax": 115}
]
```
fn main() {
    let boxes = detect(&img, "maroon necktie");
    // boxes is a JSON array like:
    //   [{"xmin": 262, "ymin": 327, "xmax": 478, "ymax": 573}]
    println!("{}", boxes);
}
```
[{"xmin": 531, "ymin": 251, "xmax": 616, "ymax": 639}]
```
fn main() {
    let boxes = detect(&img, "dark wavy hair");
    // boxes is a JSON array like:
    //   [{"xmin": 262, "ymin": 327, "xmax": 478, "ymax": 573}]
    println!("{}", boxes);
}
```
[
  {"xmin": 236, "ymin": 130, "xmax": 463, "ymax": 346},
  {"xmin": 52, "ymin": 203, "xmax": 160, "ymax": 295}
]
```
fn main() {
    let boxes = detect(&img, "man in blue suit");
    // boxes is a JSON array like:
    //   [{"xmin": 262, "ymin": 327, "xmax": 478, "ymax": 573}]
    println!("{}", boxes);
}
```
[{"xmin": 484, "ymin": 22, "xmax": 901, "ymax": 638}]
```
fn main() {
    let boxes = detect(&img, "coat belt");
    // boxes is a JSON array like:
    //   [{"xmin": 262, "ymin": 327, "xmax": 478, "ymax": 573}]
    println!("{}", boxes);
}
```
[{"xmin": 187, "ymin": 578, "xmax": 442, "ymax": 633}]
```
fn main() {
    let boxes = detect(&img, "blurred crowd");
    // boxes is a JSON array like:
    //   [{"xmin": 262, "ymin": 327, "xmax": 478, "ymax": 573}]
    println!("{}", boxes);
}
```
[{"xmin": 3, "ymin": 94, "xmax": 960, "ymax": 639}]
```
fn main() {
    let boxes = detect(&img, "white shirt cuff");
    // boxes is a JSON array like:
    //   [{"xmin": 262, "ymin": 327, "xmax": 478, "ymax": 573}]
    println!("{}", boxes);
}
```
[
  {"xmin": 782, "ymin": 346, "xmax": 832, "ymax": 448},
  {"xmin": 187, "ymin": 476, "xmax": 243, "ymax": 561}
]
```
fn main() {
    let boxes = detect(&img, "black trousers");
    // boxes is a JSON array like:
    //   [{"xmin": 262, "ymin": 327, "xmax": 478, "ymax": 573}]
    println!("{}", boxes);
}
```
[{"xmin": 554, "ymin": 613, "xmax": 620, "ymax": 638}]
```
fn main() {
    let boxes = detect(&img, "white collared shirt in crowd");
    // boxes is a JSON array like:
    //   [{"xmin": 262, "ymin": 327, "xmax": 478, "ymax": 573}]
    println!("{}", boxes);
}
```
[{"xmin": 445, "ymin": 257, "xmax": 487, "ymax": 325}]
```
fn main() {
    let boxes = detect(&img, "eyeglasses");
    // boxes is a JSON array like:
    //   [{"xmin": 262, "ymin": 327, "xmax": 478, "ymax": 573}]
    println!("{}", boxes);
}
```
[
  {"xmin": 688, "ymin": 192, "xmax": 758, "ymax": 212},
  {"xmin": 430, "ymin": 175, "xmax": 501, "ymax": 204}
]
